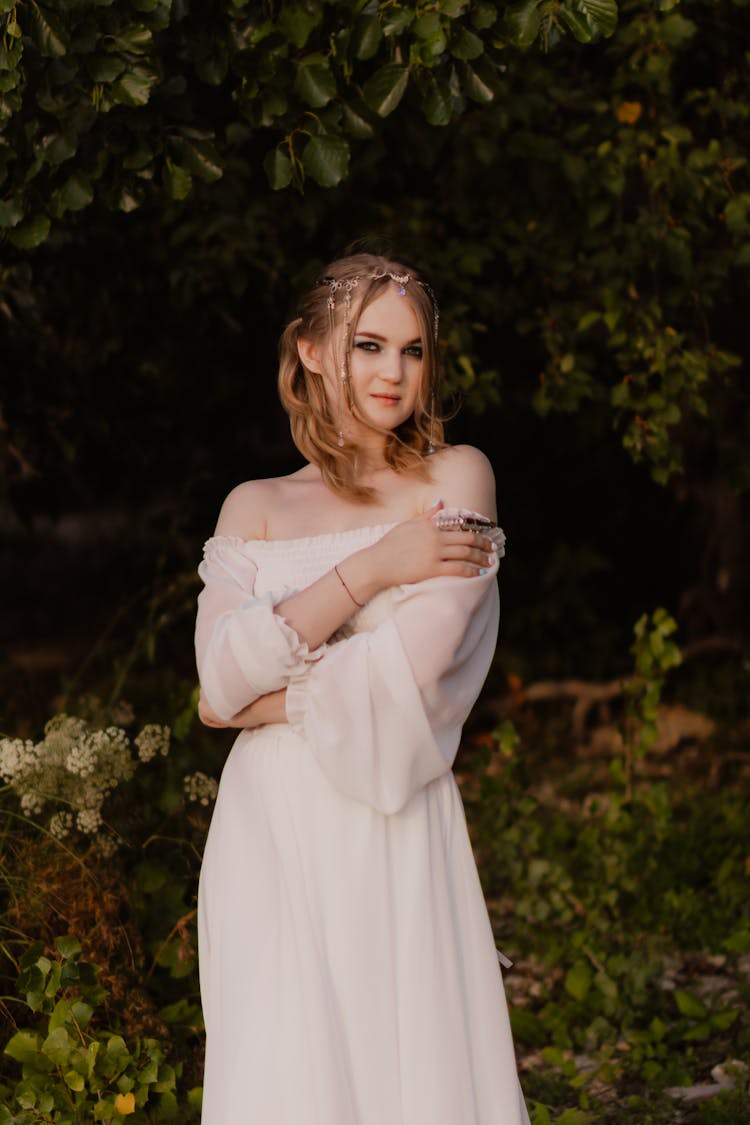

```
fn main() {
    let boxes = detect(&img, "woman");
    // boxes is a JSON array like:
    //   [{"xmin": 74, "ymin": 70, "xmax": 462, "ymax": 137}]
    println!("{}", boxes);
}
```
[{"xmin": 195, "ymin": 252, "xmax": 529, "ymax": 1123}]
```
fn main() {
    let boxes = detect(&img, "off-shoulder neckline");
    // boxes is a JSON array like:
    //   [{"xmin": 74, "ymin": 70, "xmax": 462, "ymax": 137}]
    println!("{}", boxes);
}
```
[{"xmin": 204, "ymin": 523, "xmax": 398, "ymax": 550}]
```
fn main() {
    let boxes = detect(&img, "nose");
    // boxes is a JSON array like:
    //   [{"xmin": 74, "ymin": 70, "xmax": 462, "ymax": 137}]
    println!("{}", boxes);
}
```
[{"xmin": 381, "ymin": 348, "xmax": 405, "ymax": 383}]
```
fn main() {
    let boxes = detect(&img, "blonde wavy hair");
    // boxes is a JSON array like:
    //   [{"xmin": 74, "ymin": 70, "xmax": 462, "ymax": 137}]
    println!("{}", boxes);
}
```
[{"xmin": 278, "ymin": 252, "xmax": 444, "ymax": 503}]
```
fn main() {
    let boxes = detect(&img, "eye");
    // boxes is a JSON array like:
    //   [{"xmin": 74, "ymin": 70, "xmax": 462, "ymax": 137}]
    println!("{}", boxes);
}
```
[
  {"xmin": 353, "ymin": 340, "xmax": 380, "ymax": 353},
  {"xmin": 404, "ymin": 344, "xmax": 423, "ymax": 358}
]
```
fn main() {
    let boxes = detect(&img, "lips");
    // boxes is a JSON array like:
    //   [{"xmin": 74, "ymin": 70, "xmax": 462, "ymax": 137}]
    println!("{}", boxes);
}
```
[{"xmin": 371, "ymin": 394, "xmax": 401, "ymax": 403}]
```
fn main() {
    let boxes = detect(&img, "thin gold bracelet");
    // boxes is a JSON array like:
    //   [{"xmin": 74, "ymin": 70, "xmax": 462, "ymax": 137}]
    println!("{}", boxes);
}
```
[{"xmin": 334, "ymin": 563, "xmax": 364, "ymax": 608}]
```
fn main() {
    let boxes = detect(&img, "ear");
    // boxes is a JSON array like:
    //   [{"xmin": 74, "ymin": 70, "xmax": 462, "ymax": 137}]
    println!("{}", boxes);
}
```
[{"xmin": 297, "ymin": 335, "xmax": 324, "ymax": 375}]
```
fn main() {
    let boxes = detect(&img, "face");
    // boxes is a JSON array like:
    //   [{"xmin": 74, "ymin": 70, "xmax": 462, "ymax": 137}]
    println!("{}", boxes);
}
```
[
  {"xmin": 297, "ymin": 283, "xmax": 425, "ymax": 449},
  {"xmin": 347, "ymin": 285, "xmax": 424, "ymax": 435}
]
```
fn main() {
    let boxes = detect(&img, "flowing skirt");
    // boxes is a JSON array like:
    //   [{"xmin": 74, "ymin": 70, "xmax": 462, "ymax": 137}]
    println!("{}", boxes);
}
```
[{"xmin": 198, "ymin": 724, "xmax": 529, "ymax": 1124}]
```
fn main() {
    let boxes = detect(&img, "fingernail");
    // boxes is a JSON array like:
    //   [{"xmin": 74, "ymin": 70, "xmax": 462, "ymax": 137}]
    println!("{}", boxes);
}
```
[
  {"xmin": 479, "ymin": 568, "xmax": 487, "ymax": 575},
  {"xmin": 431, "ymin": 497, "xmax": 442, "ymax": 506}
]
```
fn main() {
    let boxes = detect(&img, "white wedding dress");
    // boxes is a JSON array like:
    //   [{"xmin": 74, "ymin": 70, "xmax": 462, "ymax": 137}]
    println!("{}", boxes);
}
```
[{"xmin": 195, "ymin": 511, "xmax": 529, "ymax": 1124}]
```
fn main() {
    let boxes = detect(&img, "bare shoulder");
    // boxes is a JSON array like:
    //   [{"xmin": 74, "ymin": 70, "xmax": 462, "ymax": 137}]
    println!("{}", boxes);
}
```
[
  {"xmin": 213, "ymin": 477, "xmax": 282, "ymax": 539},
  {"xmin": 429, "ymin": 444, "xmax": 497, "ymax": 520}
]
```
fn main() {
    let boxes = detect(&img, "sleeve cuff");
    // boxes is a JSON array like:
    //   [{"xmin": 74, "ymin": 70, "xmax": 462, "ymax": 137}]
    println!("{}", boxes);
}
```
[{"xmin": 285, "ymin": 667, "xmax": 312, "ymax": 736}]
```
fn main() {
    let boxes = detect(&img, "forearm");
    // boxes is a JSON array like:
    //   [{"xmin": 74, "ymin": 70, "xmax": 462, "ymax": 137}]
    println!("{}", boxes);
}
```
[
  {"xmin": 276, "ymin": 546, "xmax": 383, "ymax": 651},
  {"xmin": 199, "ymin": 688, "xmax": 288, "ymax": 728}
]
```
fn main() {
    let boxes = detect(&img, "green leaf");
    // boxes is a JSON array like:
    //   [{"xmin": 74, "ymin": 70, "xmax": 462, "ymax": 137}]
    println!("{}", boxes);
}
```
[
  {"xmin": 382, "ymin": 8, "xmax": 413, "ymax": 37},
  {"xmin": 421, "ymin": 73, "xmax": 452, "ymax": 126},
  {"xmin": 560, "ymin": 6, "xmax": 594, "ymax": 42},
  {"xmin": 42, "ymin": 1026, "xmax": 73, "ymax": 1066},
  {"xmin": 71, "ymin": 1000, "xmax": 94, "ymax": 1029},
  {"xmin": 351, "ymin": 13, "xmax": 382, "ymax": 60},
  {"xmin": 341, "ymin": 101, "xmax": 375, "ymax": 139},
  {"xmin": 30, "ymin": 2, "xmax": 68, "ymax": 58},
  {"xmin": 302, "ymin": 134, "xmax": 350, "ymax": 187},
  {"xmin": 683, "ymin": 1020, "xmax": 712, "ymax": 1040},
  {"xmin": 711, "ymin": 1007, "xmax": 739, "ymax": 1031},
  {"xmin": 472, "ymin": 2, "xmax": 498, "ymax": 29},
  {"xmin": 459, "ymin": 61, "xmax": 495, "ymax": 103},
  {"xmin": 172, "ymin": 137, "xmax": 223, "ymax": 182},
  {"xmin": 263, "ymin": 146, "xmax": 292, "ymax": 190},
  {"xmin": 4, "ymin": 1030, "xmax": 41, "ymax": 1064},
  {"xmin": 0, "ymin": 195, "xmax": 23, "ymax": 227},
  {"xmin": 8, "ymin": 213, "xmax": 51, "ymax": 248},
  {"xmin": 163, "ymin": 160, "xmax": 192, "ymax": 200},
  {"xmin": 58, "ymin": 171, "xmax": 94, "ymax": 211},
  {"xmin": 725, "ymin": 195, "xmax": 749, "ymax": 233},
  {"xmin": 362, "ymin": 64, "xmax": 409, "ymax": 117},
  {"xmin": 111, "ymin": 25, "xmax": 152, "ymax": 54},
  {"xmin": 577, "ymin": 0, "xmax": 618, "ymax": 36},
  {"xmin": 660, "ymin": 13, "xmax": 697, "ymax": 47},
  {"xmin": 111, "ymin": 67, "xmax": 157, "ymax": 107},
  {"xmin": 49, "ymin": 998, "xmax": 72, "ymax": 1032},
  {"xmin": 724, "ymin": 928, "xmax": 750, "ymax": 952},
  {"xmin": 564, "ymin": 959, "xmax": 592, "ymax": 1000},
  {"xmin": 415, "ymin": 12, "xmax": 441, "ymax": 39},
  {"xmin": 674, "ymin": 989, "xmax": 708, "ymax": 1019},
  {"xmin": 86, "ymin": 55, "xmax": 127, "ymax": 83},
  {"xmin": 295, "ymin": 59, "xmax": 336, "ymax": 108},
  {"xmin": 505, "ymin": 1, "xmax": 541, "ymax": 48},
  {"xmin": 450, "ymin": 27, "xmax": 484, "ymax": 60},
  {"xmin": 279, "ymin": 4, "xmax": 321, "ymax": 48},
  {"xmin": 64, "ymin": 1069, "xmax": 85, "ymax": 1092}
]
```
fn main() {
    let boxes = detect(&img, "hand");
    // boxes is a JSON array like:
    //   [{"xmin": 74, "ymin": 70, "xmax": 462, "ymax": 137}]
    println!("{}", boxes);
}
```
[
  {"xmin": 198, "ymin": 688, "xmax": 288, "ymax": 729},
  {"xmin": 362, "ymin": 500, "xmax": 497, "ymax": 591}
]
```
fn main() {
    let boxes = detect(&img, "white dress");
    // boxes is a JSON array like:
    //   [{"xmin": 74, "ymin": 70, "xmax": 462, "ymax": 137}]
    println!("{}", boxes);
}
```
[{"xmin": 195, "ymin": 511, "xmax": 529, "ymax": 1124}]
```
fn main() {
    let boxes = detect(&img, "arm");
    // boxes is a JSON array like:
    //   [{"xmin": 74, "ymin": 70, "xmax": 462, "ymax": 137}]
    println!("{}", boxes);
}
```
[
  {"xmin": 285, "ymin": 528, "xmax": 505, "ymax": 814},
  {"xmin": 198, "ymin": 688, "xmax": 287, "ymax": 729},
  {"xmin": 275, "ymin": 445, "xmax": 499, "ymax": 649},
  {"xmin": 197, "ymin": 450, "xmax": 498, "ymax": 724},
  {"xmin": 286, "ymin": 450, "xmax": 505, "ymax": 813}
]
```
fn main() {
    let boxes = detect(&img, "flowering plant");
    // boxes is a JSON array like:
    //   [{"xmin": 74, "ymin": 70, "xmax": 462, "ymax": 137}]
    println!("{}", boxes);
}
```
[{"xmin": 0, "ymin": 713, "xmax": 171, "ymax": 848}]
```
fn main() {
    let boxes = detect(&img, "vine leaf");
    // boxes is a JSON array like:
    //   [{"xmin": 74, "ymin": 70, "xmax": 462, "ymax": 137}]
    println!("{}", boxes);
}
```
[
  {"xmin": 362, "ymin": 64, "xmax": 409, "ymax": 117},
  {"xmin": 263, "ymin": 147, "xmax": 292, "ymax": 191},
  {"xmin": 576, "ymin": 0, "xmax": 618, "ymax": 37},
  {"xmin": 302, "ymin": 134, "xmax": 350, "ymax": 187},
  {"xmin": 505, "ymin": 1, "xmax": 541, "ymax": 49}
]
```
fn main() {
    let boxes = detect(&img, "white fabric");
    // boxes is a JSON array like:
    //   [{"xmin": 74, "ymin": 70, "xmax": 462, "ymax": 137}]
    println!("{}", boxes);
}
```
[{"xmin": 195, "ymin": 512, "xmax": 530, "ymax": 1124}]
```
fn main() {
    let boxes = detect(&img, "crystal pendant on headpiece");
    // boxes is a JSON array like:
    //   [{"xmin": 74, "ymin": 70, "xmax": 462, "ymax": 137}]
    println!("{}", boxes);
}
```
[
  {"xmin": 398, "ymin": 286, "xmax": 405, "ymax": 296},
  {"xmin": 337, "ymin": 431, "xmax": 345, "ymax": 448}
]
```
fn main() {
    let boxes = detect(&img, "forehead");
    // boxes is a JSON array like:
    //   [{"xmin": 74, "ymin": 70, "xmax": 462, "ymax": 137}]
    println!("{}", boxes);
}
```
[{"xmin": 355, "ymin": 285, "xmax": 421, "ymax": 338}]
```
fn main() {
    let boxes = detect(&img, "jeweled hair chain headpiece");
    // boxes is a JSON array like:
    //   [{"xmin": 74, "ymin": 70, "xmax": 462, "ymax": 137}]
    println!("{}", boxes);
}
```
[{"xmin": 317, "ymin": 269, "xmax": 441, "ymax": 453}]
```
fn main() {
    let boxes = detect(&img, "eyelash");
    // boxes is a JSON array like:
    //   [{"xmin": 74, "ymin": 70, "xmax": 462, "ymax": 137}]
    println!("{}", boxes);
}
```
[{"xmin": 354, "ymin": 341, "xmax": 423, "ymax": 358}]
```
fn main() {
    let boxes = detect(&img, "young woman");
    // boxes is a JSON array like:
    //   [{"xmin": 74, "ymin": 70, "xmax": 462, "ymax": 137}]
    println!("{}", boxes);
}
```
[{"xmin": 195, "ymin": 253, "xmax": 529, "ymax": 1123}]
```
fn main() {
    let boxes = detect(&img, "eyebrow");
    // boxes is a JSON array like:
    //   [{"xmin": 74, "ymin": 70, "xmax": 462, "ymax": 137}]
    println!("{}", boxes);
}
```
[{"xmin": 353, "ymin": 331, "xmax": 423, "ymax": 345}]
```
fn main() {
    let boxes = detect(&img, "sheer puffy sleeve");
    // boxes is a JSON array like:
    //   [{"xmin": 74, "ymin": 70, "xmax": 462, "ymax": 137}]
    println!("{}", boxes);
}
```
[
  {"xmin": 195, "ymin": 536, "xmax": 323, "ymax": 722},
  {"xmin": 286, "ymin": 519, "xmax": 506, "ymax": 816}
]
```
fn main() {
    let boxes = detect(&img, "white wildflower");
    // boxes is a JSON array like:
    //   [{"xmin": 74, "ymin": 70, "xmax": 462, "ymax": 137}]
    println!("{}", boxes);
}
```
[
  {"xmin": 49, "ymin": 811, "xmax": 73, "ymax": 840},
  {"xmin": 20, "ymin": 790, "xmax": 45, "ymax": 816},
  {"xmin": 76, "ymin": 807, "xmax": 103, "ymax": 835},
  {"xmin": 66, "ymin": 740, "xmax": 97, "ymax": 778},
  {"xmin": 95, "ymin": 833, "xmax": 119, "ymax": 858},
  {"xmin": 0, "ymin": 738, "xmax": 36, "ymax": 782},
  {"xmin": 5, "ymin": 710, "xmax": 172, "ymax": 844},
  {"xmin": 134, "ymin": 724, "xmax": 171, "ymax": 763},
  {"xmin": 184, "ymin": 771, "xmax": 218, "ymax": 806}
]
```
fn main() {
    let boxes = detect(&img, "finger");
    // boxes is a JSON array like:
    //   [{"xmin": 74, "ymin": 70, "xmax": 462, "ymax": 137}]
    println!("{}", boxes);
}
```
[
  {"xmin": 440, "ymin": 545, "xmax": 496, "ymax": 567},
  {"xmin": 424, "ymin": 497, "xmax": 444, "ymax": 517},
  {"xmin": 439, "ymin": 561, "xmax": 490, "ymax": 578},
  {"xmin": 438, "ymin": 530, "xmax": 496, "ymax": 551}
]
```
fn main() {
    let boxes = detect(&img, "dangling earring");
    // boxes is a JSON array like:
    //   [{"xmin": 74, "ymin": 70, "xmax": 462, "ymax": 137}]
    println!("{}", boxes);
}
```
[{"xmin": 427, "ymin": 390, "xmax": 437, "ymax": 454}]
